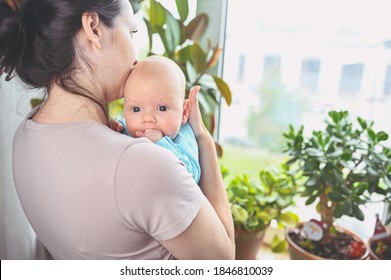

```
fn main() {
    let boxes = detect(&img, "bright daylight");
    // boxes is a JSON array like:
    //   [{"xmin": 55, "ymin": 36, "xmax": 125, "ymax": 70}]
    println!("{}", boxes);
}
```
[{"xmin": 1, "ymin": 0, "xmax": 390, "ymax": 269}]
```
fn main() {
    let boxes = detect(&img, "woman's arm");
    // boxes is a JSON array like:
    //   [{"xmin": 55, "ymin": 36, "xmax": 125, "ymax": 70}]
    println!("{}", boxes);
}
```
[{"xmin": 160, "ymin": 87, "xmax": 235, "ymax": 259}]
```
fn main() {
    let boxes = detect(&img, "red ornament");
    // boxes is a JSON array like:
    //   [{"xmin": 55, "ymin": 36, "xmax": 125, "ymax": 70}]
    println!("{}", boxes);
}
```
[
  {"xmin": 372, "ymin": 214, "xmax": 389, "ymax": 241},
  {"xmin": 349, "ymin": 240, "xmax": 366, "ymax": 258}
]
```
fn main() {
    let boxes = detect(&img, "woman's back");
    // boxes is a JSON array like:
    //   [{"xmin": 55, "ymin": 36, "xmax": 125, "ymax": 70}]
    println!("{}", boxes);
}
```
[{"xmin": 13, "ymin": 119, "xmax": 203, "ymax": 259}]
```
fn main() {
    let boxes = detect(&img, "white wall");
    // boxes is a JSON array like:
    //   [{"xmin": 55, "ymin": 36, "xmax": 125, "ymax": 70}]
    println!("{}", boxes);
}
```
[{"xmin": 0, "ymin": 76, "xmax": 49, "ymax": 259}]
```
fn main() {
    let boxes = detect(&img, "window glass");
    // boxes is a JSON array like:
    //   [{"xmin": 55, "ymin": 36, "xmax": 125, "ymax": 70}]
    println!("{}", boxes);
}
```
[{"xmin": 219, "ymin": 0, "xmax": 391, "ymax": 238}]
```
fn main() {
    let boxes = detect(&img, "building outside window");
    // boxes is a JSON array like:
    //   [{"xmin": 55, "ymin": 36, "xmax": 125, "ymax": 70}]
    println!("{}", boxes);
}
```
[
  {"xmin": 339, "ymin": 63, "xmax": 364, "ymax": 97},
  {"xmin": 300, "ymin": 58, "xmax": 321, "ymax": 92},
  {"xmin": 383, "ymin": 65, "xmax": 391, "ymax": 96}
]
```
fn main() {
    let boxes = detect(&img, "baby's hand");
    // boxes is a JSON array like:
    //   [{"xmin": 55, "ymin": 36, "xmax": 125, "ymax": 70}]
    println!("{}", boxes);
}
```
[
  {"xmin": 109, "ymin": 119, "xmax": 125, "ymax": 133},
  {"xmin": 143, "ymin": 129, "xmax": 164, "ymax": 143}
]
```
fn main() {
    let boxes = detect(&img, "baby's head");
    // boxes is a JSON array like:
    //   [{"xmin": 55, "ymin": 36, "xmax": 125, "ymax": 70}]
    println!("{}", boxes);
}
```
[{"xmin": 123, "ymin": 56, "xmax": 190, "ymax": 140}]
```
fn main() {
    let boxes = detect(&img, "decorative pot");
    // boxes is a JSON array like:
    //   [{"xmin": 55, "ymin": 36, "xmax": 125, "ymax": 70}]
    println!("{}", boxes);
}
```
[
  {"xmin": 285, "ymin": 223, "xmax": 369, "ymax": 260},
  {"xmin": 368, "ymin": 236, "xmax": 391, "ymax": 260},
  {"xmin": 234, "ymin": 229, "xmax": 265, "ymax": 260}
]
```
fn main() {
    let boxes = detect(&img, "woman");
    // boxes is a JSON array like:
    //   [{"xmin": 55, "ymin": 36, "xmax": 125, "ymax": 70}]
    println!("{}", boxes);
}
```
[{"xmin": 0, "ymin": 0, "xmax": 234, "ymax": 259}]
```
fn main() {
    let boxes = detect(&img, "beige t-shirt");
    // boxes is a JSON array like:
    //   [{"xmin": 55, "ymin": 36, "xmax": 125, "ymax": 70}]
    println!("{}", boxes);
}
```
[{"xmin": 13, "ymin": 118, "xmax": 204, "ymax": 259}]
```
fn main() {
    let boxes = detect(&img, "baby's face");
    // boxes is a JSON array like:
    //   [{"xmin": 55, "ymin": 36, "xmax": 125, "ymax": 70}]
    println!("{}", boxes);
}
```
[{"xmin": 123, "ymin": 75, "xmax": 187, "ymax": 140}]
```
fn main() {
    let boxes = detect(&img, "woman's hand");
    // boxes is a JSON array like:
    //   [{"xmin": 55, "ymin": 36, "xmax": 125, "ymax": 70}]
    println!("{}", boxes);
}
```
[{"xmin": 187, "ymin": 86, "xmax": 208, "ymax": 139}]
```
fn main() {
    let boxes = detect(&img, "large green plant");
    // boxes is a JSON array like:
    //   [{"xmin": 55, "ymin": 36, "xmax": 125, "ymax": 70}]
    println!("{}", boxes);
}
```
[
  {"xmin": 132, "ymin": 0, "xmax": 232, "ymax": 138},
  {"xmin": 283, "ymin": 110, "xmax": 391, "ymax": 241}
]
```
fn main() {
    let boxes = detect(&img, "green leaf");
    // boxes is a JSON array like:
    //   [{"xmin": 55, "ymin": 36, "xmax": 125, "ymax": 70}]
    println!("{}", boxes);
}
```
[
  {"xmin": 329, "ymin": 110, "xmax": 339, "ymax": 123},
  {"xmin": 352, "ymin": 204, "xmax": 364, "ymax": 221},
  {"xmin": 328, "ymin": 191, "xmax": 345, "ymax": 201},
  {"xmin": 367, "ymin": 128, "xmax": 376, "ymax": 142},
  {"xmin": 271, "ymin": 235, "xmax": 288, "ymax": 253},
  {"xmin": 334, "ymin": 204, "xmax": 343, "ymax": 218},
  {"xmin": 212, "ymin": 75, "xmax": 232, "ymax": 105},
  {"xmin": 231, "ymin": 205, "xmax": 248, "ymax": 223},
  {"xmin": 354, "ymin": 183, "xmax": 367, "ymax": 196},
  {"xmin": 185, "ymin": 13, "xmax": 208, "ymax": 41},
  {"xmin": 175, "ymin": 0, "xmax": 189, "ymax": 21},
  {"xmin": 340, "ymin": 185, "xmax": 351, "ymax": 195},
  {"xmin": 30, "ymin": 98, "xmax": 44, "ymax": 109},
  {"xmin": 306, "ymin": 148, "xmax": 323, "ymax": 157},
  {"xmin": 367, "ymin": 167, "xmax": 379, "ymax": 177},
  {"xmin": 341, "ymin": 150, "xmax": 352, "ymax": 161},
  {"xmin": 305, "ymin": 175, "xmax": 320, "ymax": 187},
  {"xmin": 148, "ymin": 0, "xmax": 166, "ymax": 33},
  {"xmin": 377, "ymin": 131, "xmax": 389, "ymax": 142},
  {"xmin": 190, "ymin": 42, "xmax": 207, "ymax": 73},
  {"xmin": 384, "ymin": 176, "xmax": 391, "ymax": 188},
  {"xmin": 143, "ymin": 19, "xmax": 153, "ymax": 51},
  {"xmin": 247, "ymin": 216, "xmax": 259, "ymax": 227},
  {"xmin": 277, "ymin": 212, "xmax": 300, "ymax": 228},
  {"xmin": 328, "ymin": 149, "xmax": 343, "ymax": 158},
  {"xmin": 186, "ymin": 61, "xmax": 197, "ymax": 84},
  {"xmin": 340, "ymin": 199, "xmax": 353, "ymax": 216},
  {"xmin": 357, "ymin": 117, "xmax": 367, "ymax": 129},
  {"xmin": 305, "ymin": 195, "xmax": 317, "ymax": 205},
  {"xmin": 159, "ymin": 11, "xmax": 180, "ymax": 56},
  {"xmin": 332, "ymin": 169, "xmax": 346, "ymax": 185}
]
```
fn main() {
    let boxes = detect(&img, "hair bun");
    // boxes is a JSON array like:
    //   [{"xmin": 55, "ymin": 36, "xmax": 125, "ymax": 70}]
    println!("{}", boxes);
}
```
[{"xmin": 0, "ymin": 0, "xmax": 24, "ymax": 80}]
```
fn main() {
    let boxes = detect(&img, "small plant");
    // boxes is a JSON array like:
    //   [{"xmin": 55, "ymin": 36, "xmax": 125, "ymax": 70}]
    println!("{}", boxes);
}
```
[
  {"xmin": 283, "ymin": 110, "xmax": 391, "ymax": 243},
  {"xmin": 226, "ymin": 166, "xmax": 299, "ymax": 252}
]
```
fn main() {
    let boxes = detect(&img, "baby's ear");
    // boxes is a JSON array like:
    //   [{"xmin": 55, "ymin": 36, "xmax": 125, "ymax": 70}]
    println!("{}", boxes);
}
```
[{"xmin": 182, "ymin": 99, "xmax": 191, "ymax": 124}]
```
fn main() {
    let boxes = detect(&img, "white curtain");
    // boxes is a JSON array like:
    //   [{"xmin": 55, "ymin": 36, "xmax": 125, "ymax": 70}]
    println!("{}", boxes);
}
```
[{"xmin": 0, "ymin": 75, "xmax": 50, "ymax": 259}]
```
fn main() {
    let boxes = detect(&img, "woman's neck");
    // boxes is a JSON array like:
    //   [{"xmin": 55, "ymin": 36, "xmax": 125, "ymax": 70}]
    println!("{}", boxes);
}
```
[{"xmin": 32, "ymin": 86, "xmax": 107, "ymax": 125}]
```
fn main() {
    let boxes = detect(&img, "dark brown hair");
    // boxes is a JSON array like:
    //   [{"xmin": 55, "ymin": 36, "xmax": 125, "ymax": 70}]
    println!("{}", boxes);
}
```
[{"xmin": 0, "ymin": 0, "xmax": 123, "ymax": 118}]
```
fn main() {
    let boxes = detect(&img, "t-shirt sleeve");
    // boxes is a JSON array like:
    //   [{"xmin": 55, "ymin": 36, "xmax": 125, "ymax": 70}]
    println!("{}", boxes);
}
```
[{"xmin": 114, "ymin": 142, "xmax": 204, "ymax": 241}]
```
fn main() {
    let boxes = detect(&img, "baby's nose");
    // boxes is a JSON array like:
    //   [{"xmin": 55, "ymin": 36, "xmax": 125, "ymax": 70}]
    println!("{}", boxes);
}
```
[{"xmin": 142, "ymin": 111, "xmax": 156, "ymax": 122}]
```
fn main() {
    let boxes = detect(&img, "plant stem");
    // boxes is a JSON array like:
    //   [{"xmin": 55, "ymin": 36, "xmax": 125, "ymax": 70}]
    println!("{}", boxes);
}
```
[{"xmin": 319, "ymin": 182, "xmax": 336, "ymax": 242}]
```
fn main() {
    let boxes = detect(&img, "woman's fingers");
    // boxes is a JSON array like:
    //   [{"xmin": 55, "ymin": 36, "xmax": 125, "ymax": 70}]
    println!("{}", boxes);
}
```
[{"xmin": 187, "ymin": 86, "xmax": 205, "ymax": 137}]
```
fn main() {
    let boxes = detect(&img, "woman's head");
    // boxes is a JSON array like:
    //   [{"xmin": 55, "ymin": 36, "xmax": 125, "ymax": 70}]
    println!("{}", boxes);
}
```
[{"xmin": 0, "ymin": 0, "xmax": 137, "ymax": 104}]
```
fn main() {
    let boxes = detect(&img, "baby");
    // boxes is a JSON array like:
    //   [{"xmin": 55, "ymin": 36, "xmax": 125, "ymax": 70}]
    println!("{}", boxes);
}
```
[{"xmin": 122, "ymin": 55, "xmax": 200, "ymax": 183}]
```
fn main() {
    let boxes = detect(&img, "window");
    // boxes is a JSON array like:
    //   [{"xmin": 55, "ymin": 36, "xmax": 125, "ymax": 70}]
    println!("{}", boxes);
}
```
[
  {"xmin": 262, "ymin": 54, "xmax": 281, "ymax": 84},
  {"xmin": 219, "ymin": 0, "xmax": 391, "ymax": 239},
  {"xmin": 237, "ymin": 54, "xmax": 246, "ymax": 82},
  {"xmin": 339, "ymin": 63, "xmax": 364, "ymax": 97},
  {"xmin": 383, "ymin": 65, "xmax": 391, "ymax": 96},
  {"xmin": 300, "ymin": 59, "xmax": 321, "ymax": 92}
]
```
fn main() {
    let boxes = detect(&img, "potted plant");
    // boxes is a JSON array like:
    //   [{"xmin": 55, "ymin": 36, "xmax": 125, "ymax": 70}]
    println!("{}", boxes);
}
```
[
  {"xmin": 368, "ymin": 214, "xmax": 391, "ymax": 260},
  {"xmin": 125, "ymin": 0, "xmax": 232, "ymax": 141},
  {"xmin": 369, "ymin": 237, "xmax": 391, "ymax": 260},
  {"xmin": 225, "ymin": 166, "xmax": 299, "ymax": 259},
  {"xmin": 282, "ymin": 109, "xmax": 391, "ymax": 259}
]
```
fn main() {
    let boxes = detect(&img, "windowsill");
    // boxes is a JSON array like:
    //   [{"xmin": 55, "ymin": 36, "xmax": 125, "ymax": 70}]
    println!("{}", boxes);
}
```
[{"xmin": 256, "ymin": 227, "xmax": 290, "ymax": 260}]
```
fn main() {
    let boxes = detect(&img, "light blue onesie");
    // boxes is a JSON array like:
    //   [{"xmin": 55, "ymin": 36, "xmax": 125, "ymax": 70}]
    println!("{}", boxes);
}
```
[{"xmin": 119, "ymin": 121, "xmax": 201, "ymax": 183}]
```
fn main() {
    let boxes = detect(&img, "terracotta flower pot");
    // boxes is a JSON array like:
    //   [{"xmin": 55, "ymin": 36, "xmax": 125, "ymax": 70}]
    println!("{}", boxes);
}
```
[
  {"xmin": 368, "ymin": 236, "xmax": 391, "ymax": 260},
  {"xmin": 234, "ymin": 229, "xmax": 265, "ymax": 260},
  {"xmin": 285, "ymin": 223, "xmax": 369, "ymax": 260}
]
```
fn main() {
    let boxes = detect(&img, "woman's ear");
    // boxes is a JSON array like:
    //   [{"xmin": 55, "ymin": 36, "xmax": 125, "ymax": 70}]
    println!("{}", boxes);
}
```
[
  {"xmin": 182, "ymin": 99, "xmax": 191, "ymax": 124},
  {"xmin": 81, "ymin": 12, "xmax": 102, "ymax": 50}
]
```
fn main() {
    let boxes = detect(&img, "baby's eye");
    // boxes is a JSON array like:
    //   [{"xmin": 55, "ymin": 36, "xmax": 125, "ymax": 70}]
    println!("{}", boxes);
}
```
[
  {"xmin": 157, "ymin": 105, "xmax": 167, "ymax": 112},
  {"xmin": 132, "ymin": 107, "xmax": 140, "ymax": 113}
]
